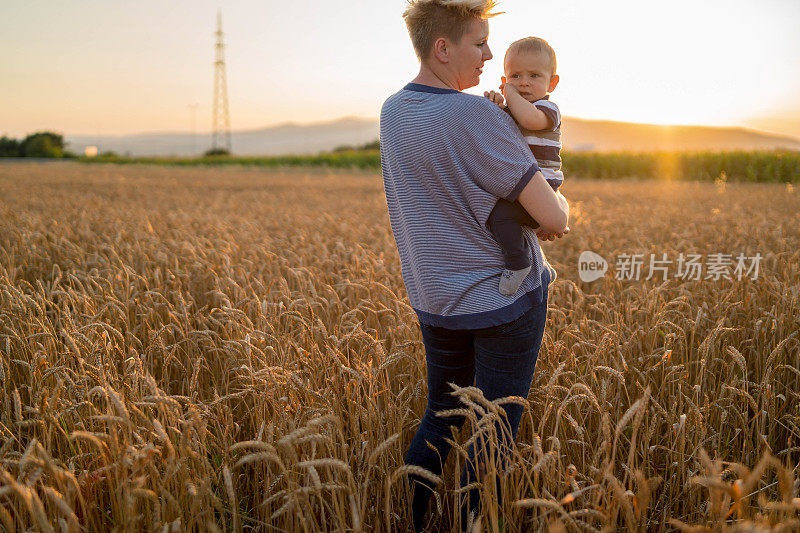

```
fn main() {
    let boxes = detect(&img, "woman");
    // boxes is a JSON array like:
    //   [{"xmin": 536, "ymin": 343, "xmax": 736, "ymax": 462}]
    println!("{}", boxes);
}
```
[{"xmin": 379, "ymin": 0, "xmax": 570, "ymax": 530}]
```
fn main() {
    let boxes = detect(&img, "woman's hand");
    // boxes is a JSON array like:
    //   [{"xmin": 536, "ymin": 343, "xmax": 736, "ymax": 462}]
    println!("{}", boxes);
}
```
[
  {"xmin": 535, "ymin": 226, "xmax": 570, "ymax": 241},
  {"xmin": 483, "ymin": 90, "xmax": 504, "ymax": 108}
]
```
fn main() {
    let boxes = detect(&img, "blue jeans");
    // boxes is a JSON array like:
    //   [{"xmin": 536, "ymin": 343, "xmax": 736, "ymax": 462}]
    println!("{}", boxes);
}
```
[{"xmin": 404, "ymin": 282, "xmax": 549, "ymax": 531}]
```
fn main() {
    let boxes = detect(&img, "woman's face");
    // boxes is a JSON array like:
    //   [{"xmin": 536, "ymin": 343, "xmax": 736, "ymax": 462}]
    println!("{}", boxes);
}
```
[{"xmin": 448, "ymin": 17, "xmax": 492, "ymax": 91}]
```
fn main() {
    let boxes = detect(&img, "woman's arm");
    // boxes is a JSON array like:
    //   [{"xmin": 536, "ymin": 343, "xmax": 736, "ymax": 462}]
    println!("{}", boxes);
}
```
[{"xmin": 516, "ymin": 172, "xmax": 569, "ymax": 234}]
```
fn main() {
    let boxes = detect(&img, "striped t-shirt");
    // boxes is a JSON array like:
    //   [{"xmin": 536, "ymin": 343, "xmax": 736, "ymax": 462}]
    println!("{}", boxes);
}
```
[
  {"xmin": 505, "ymin": 95, "xmax": 563, "ymax": 189},
  {"xmin": 379, "ymin": 83, "xmax": 556, "ymax": 330}
]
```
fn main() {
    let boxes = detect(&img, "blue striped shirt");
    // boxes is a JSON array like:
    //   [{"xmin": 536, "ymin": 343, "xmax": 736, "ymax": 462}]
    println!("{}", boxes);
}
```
[{"xmin": 379, "ymin": 83, "xmax": 556, "ymax": 329}]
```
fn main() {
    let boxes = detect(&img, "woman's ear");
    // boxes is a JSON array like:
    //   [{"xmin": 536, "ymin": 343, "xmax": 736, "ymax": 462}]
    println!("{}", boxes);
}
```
[
  {"xmin": 432, "ymin": 37, "xmax": 449, "ymax": 63},
  {"xmin": 548, "ymin": 74, "xmax": 560, "ymax": 92}
]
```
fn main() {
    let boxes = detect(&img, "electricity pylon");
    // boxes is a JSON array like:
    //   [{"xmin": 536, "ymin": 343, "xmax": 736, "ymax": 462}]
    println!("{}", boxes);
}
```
[{"xmin": 211, "ymin": 10, "xmax": 231, "ymax": 153}]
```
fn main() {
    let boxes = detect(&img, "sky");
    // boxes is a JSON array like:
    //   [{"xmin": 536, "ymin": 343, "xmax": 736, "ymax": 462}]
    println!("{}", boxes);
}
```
[{"xmin": 3, "ymin": 0, "xmax": 800, "ymax": 139}]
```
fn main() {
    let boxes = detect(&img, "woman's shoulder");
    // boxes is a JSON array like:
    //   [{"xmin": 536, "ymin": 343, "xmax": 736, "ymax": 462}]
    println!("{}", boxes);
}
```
[
  {"xmin": 458, "ymin": 93, "xmax": 522, "ymax": 134},
  {"xmin": 381, "ymin": 87, "xmax": 516, "ymax": 134},
  {"xmin": 457, "ymin": 91, "xmax": 502, "ymax": 111}
]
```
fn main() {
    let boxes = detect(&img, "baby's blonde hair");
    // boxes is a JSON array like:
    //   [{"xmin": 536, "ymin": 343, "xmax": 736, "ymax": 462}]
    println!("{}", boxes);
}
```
[
  {"xmin": 505, "ymin": 36, "xmax": 557, "ymax": 76},
  {"xmin": 402, "ymin": 0, "xmax": 502, "ymax": 61}
]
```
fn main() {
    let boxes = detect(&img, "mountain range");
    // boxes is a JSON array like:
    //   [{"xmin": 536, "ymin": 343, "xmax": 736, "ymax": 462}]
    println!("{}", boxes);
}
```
[{"xmin": 66, "ymin": 116, "xmax": 800, "ymax": 157}]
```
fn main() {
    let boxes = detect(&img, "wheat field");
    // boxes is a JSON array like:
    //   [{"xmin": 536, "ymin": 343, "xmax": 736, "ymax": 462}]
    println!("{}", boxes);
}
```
[{"xmin": 1, "ymin": 161, "xmax": 798, "ymax": 532}]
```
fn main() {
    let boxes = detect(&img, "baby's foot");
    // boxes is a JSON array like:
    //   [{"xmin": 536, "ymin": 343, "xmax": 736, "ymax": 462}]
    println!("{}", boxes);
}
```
[{"xmin": 499, "ymin": 266, "xmax": 532, "ymax": 296}]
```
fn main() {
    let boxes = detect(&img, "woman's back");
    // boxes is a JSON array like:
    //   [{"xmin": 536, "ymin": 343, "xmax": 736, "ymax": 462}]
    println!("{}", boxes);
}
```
[{"xmin": 380, "ymin": 82, "xmax": 550, "ymax": 329}]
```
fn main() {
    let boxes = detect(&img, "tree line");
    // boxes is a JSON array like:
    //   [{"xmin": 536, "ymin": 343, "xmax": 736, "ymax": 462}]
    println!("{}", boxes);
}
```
[{"xmin": 0, "ymin": 131, "xmax": 74, "ymax": 158}]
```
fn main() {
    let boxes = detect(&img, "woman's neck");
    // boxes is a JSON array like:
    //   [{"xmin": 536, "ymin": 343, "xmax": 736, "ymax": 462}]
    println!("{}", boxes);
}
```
[{"xmin": 411, "ymin": 63, "xmax": 459, "ymax": 91}]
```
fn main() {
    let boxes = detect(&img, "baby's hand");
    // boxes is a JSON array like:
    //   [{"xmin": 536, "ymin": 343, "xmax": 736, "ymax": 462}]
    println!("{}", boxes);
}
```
[
  {"xmin": 483, "ymin": 90, "xmax": 504, "ymax": 108},
  {"xmin": 499, "ymin": 83, "xmax": 518, "ymax": 98}
]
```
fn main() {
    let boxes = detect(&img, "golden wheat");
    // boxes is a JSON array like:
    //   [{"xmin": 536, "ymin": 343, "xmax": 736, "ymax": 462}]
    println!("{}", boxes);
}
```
[{"xmin": 0, "ymin": 161, "xmax": 798, "ymax": 531}]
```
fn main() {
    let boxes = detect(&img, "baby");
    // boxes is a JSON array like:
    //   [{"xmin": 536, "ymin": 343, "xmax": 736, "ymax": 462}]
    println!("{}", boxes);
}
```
[{"xmin": 484, "ymin": 36, "xmax": 563, "ymax": 296}]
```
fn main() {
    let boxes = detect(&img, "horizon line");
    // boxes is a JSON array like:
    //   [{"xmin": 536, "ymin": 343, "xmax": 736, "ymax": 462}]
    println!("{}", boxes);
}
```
[{"xmin": 6, "ymin": 115, "xmax": 800, "ymax": 144}]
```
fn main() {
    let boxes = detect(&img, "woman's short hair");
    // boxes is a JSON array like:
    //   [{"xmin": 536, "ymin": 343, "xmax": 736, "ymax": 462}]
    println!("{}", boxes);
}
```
[{"xmin": 402, "ymin": 0, "xmax": 501, "ymax": 61}]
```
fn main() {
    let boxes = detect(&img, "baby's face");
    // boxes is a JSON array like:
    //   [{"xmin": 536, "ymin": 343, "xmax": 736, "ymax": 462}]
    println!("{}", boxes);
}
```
[{"xmin": 503, "ymin": 51, "xmax": 556, "ymax": 102}]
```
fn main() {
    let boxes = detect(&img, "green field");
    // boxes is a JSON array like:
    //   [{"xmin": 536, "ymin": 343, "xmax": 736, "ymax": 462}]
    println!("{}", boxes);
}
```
[{"xmin": 76, "ymin": 149, "xmax": 800, "ymax": 183}]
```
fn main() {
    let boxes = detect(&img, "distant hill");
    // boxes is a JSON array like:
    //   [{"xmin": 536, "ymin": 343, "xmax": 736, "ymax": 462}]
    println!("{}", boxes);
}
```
[
  {"xmin": 560, "ymin": 118, "xmax": 800, "ymax": 152},
  {"xmin": 67, "ymin": 116, "xmax": 800, "ymax": 157},
  {"xmin": 67, "ymin": 117, "xmax": 380, "ymax": 158}
]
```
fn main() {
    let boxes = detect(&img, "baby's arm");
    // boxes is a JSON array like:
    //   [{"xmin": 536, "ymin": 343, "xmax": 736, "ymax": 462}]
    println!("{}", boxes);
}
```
[{"xmin": 502, "ymin": 84, "xmax": 553, "ymax": 131}]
